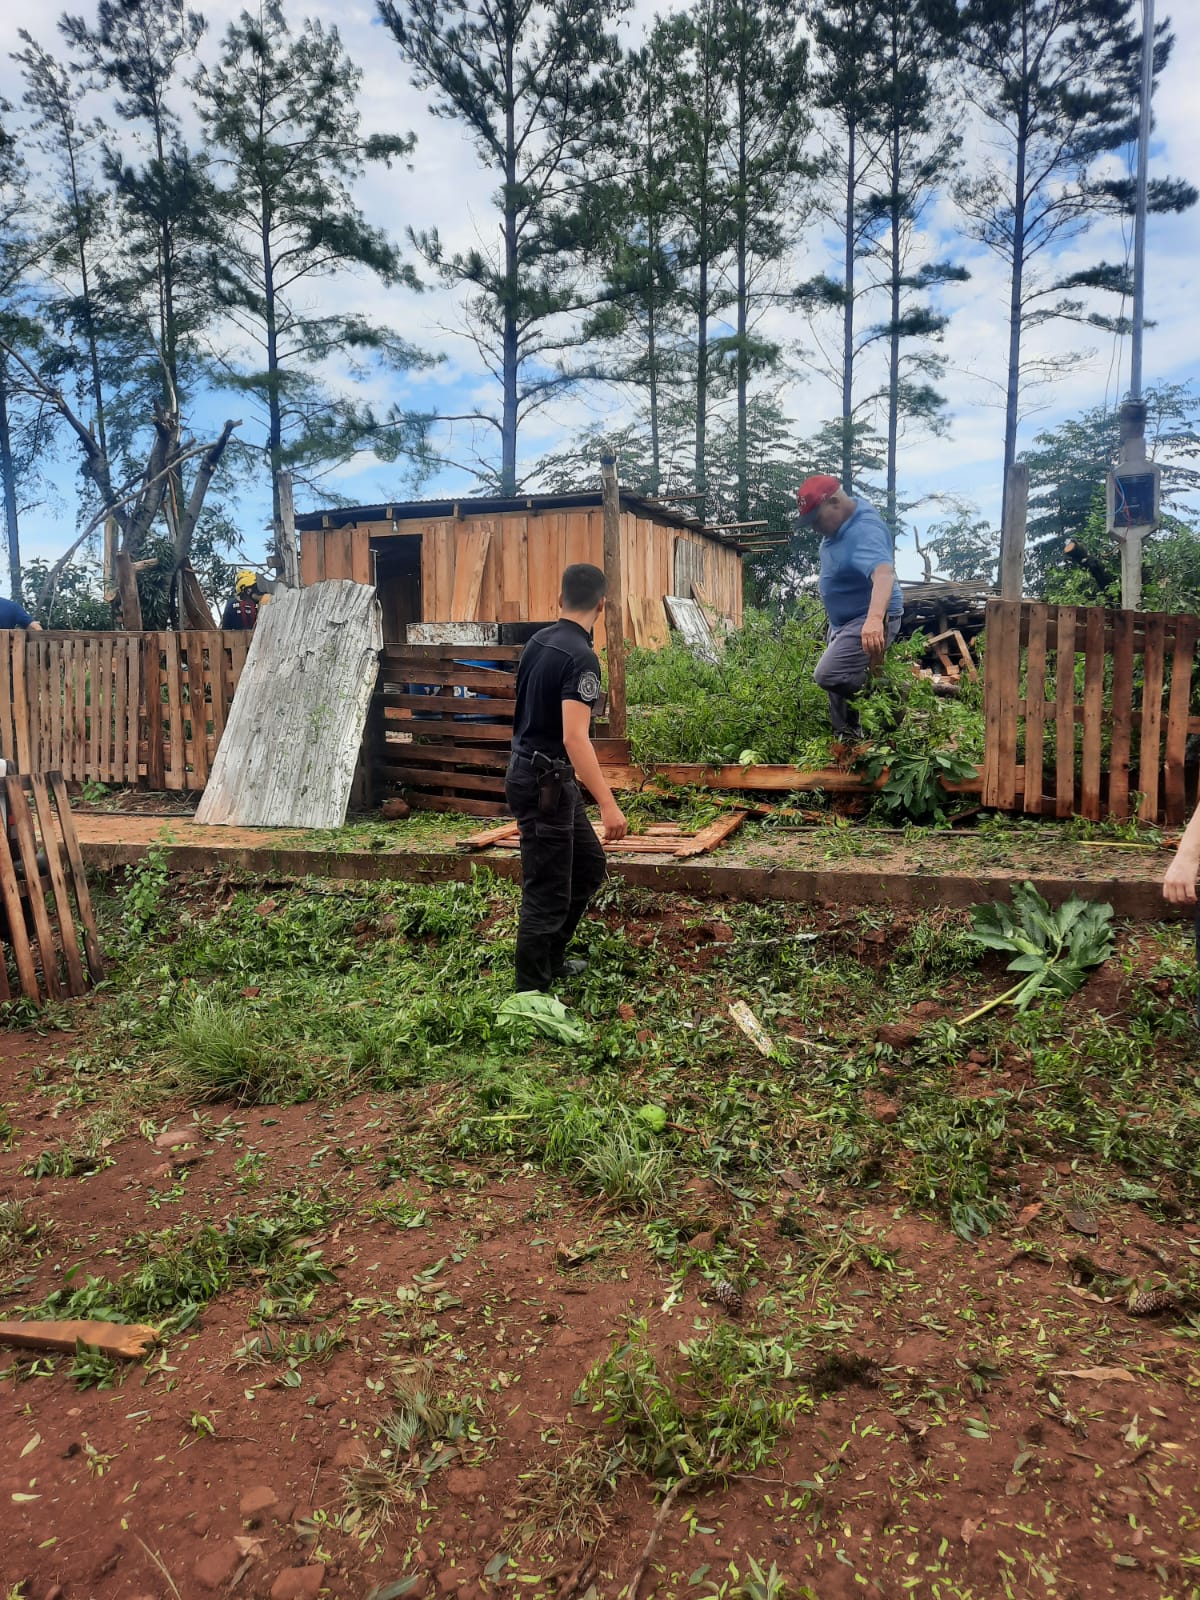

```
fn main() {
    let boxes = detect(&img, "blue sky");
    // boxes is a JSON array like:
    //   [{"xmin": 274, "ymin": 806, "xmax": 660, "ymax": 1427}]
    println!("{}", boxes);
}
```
[{"xmin": 2, "ymin": 0, "xmax": 1197, "ymax": 587}]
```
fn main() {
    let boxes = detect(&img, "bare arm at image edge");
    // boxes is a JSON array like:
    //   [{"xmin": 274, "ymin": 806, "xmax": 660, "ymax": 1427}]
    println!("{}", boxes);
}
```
[
  {"xmin": 562, "ymin": 698, "xmax": 627, "ymax": 842},
  {"xmin": 1164, "ymin": 805, "xmax": 1200, "ymax": 905},
  {"xmin": 860, "ymin": 564, "xmax": 896, "ymax": 662}
]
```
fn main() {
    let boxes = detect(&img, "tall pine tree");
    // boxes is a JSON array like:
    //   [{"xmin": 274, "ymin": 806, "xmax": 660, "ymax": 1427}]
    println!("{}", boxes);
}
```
[
  {"xmin": 956, "ymin": 0, "xmax": 1195, "ymax": 521},
  {"xmin": 378, "ymin": 0, "xmax": 625, "ymax": 493},
  {"xmin": 196, "ymin": 0, "xmax": 429, "ymax": 538}
]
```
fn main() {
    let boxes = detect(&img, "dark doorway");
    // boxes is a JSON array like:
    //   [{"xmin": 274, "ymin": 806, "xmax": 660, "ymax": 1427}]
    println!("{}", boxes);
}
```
[{"xmin": 372, "ymin": 537, "xmax": 422, "ymax": 643}]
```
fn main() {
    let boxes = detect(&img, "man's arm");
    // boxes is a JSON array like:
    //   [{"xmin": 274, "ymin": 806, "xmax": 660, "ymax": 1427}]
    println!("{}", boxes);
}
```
[
  {"xmin": 860, "ymin": 564, "xmax": 896, "ymax": 662},
  {"xmin": 1164, "ymin": 805, "xmax": 1200, "ymax": 904},
  {"xmin": 562, "ymin": 699, "xmax": 627, "ymax": 841}
]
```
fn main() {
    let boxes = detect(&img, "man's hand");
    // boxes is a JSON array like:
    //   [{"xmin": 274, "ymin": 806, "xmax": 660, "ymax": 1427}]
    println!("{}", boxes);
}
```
[
  {"xmin": 861, "ymin": 616, "xmax": 886, "ymax": 664},
  {"xmin": 600, "ymin": 803, "xmax": 627, "ymax": 842},
  {"xmin": 1163, "ymin": 852, "xmax": 1199, "ymax": 905}
]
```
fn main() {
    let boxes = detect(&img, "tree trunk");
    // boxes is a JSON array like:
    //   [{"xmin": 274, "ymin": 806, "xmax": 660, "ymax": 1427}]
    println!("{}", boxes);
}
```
[
  {"xmin": 842, "ymin": 117, "xmax": 857, "ymax": 491},
  {"xmin": 886, "ymin": 98, "xmax": 901, "ymax": 526},
  {"xmin": 500, "ymin": 37, "xmax": 519, "ymax": 497},
  {"xmin": 0, "ymin": 358, "xmax": 21, "ymax": 604},
  {"xmin": 1002, "ymin": 73, "xmax": 1030, "ymax": 531},
  {"xmin": 735, "ymin": 68, "xmax": 749, "ymax": 524},
  {"xmin": 114, "ymin": 550, "xmax": 143, "ymax": 631}
]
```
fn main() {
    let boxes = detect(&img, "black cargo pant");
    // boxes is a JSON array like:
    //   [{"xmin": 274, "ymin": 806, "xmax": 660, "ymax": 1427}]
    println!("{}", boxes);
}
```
[{"xmin": 506, "ymin": 753, "xmax": 607, "ymax": 992}]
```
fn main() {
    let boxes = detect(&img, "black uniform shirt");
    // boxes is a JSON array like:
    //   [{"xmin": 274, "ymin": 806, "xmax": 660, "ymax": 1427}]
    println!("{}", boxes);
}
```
[{"xmin": 510, "ymin": 619, "xmax": 603, "ymax": 760}]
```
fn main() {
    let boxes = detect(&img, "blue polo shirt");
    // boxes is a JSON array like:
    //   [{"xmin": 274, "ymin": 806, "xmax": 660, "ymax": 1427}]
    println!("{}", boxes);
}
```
[
  {"xmin": 818, "ymin": 500, "xmax": 903, "ymax": 628},
  {"xmin": 0, "ymin": 598, "xmax": 33, "ymax": 629}
]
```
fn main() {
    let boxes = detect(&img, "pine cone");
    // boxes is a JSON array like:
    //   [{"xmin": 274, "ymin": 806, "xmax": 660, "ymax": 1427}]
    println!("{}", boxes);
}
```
[
  {"xmin": 1127, "ymin": 1287, "xmax": 1177, "ymax": 1316},
  {"xmin": 710, "ymin": 1279, "xmax": 743, "ymax": 1317}
]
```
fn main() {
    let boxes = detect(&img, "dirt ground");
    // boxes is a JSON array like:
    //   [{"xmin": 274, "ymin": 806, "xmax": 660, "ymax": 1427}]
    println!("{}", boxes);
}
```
[{"xmin": 1, "ymin": 875, "xmax": 1199, "ymax": 1600}]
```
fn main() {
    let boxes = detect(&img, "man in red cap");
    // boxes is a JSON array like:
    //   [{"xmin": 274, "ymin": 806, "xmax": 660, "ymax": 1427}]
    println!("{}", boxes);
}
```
[{"xmin": 795, "ymin": 475, "xmax": 903, "ymax": 739}]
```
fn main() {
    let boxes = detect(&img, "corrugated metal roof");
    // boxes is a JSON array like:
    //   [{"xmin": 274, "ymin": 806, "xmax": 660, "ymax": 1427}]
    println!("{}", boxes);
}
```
[{"xmin": 292, "ymin": 491, "xmax": 746, "ymax": 549}]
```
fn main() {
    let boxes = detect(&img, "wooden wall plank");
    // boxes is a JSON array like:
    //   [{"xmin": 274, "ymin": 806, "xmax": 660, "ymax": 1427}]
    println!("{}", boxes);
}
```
[
  {"xmin": 0, "ymin": 634, "xmax": 14, "ymax": 765},
  {"xmin": 322, "ymin": 530, "xmax": 351, "ymax": 582},
  {"xmin": 49, "ymin": 772, "xmax": 104, "ymax": 981},
  {"xmin": 164, "ymin": 630, "xmax": 185, "ymax": 790},
  {"xmin": 5, "ymin": 777, "xmax": 61, "ymax": 1001},
  {"xmin": 1080, "ymin": 608, "xmax": 1105, "ymax": 821},
  {"xmin": 13, "ymin": 637, "xmax": 31, "ymax": 775},
  {"xmin": 449, "ymin": 529, "xmax": 492, "ymax": 620},
  {"xmin": 185, "ymin": 632, "xmax": 209, "ymax": 786},
  {"xmin": 1023, "ymin": 604, "xmax": 1048, "ymax": 815},
  {"xmin": 1162, "ymin": 614, "xmax": 1196, "ymax": 826},
  {"xmin": 1053, "ymin": 606, "xmax": 1077, "ymax": 817},
  {"xmin": 143, "ymin": 635, "xmax": 165, "ymax": 789},
  {"xmin": 29, "ymin": 774, "xmax": 84, "ymax": 994},
  {"xmin": 350, "ymin": 527, "xmax": 372, "ymax": 585},
  {"xmin": 1108, "ymin": 609, "xmax": 1134, "ymax": 819},
  {"xmin": 1138, "ymin": 613, "xmax": 1166, "ymax": 823}
]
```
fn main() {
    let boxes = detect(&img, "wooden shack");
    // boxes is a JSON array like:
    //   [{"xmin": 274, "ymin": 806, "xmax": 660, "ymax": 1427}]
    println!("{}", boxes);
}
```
[{"xmin": 293, "ymin": 492, "xmax": 744, "ymax": 648}]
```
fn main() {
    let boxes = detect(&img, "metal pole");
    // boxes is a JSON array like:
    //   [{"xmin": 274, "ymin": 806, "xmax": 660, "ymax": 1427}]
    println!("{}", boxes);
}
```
[{"xmin": 1130, "ymin": 0, "xmax": 1154, "ymax": 401}]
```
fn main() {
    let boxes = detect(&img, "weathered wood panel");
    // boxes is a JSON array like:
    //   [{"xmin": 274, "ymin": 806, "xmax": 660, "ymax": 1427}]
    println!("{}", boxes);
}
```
[
  {"xmin": 982, "ymin": 599, "xmax": 1200, "ymax": 824},
  {"xmin": 196, "ymin": 582, "xmax": 382, "ymax": 828}
]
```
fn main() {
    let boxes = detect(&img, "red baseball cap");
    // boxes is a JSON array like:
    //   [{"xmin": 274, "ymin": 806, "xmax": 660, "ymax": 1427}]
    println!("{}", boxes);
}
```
[{"xmin": 795, "ymin": 474, "xmax": 841, "ymax": 526}]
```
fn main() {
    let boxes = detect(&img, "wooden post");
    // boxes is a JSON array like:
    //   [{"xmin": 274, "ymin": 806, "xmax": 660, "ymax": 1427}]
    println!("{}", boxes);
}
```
[
  {"xmin": 998, "ymin": 463, "xmax": 1028, "ymax": 601},
  {"xmin": 277, "ymin": 470, "xmax": 300, "ymax": 589},
  {"xmin": 600, "ymin": 453, "xmax": 626, "ymax": 738}
]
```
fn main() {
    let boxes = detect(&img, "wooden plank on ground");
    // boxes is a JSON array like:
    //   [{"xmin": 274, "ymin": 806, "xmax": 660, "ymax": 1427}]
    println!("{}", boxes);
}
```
[
  {"xmin": 1023, "ymin": 604, "xmax": 1048, "ymax": 815},
  {"xmin": 1162, "ymin": 614, "xmax": 1196, "ymax": 827},
  {"xmin": 1080, "ymin": 608, "xmax": 1105, "ymax": 821},
  {"xmin": 1138, "ymin": 613, "xmax": 1167, "ymax": 822},
  {"xmin": 4, "ymin": 778, "xmax": 61, "ymax": 1001},
  {"xmin": 449, "ymin": 530, "xmax": 492, "ymax": 621},
  {"xmin": 196, "ymin": 581, "xmax": 382, "ymax": 829},
  {"xmin": 49, "ymin": 772, "xmax": 105, "ymax": 982},
  {"xmin": 672, "ymin": 809, "xmax": 747, "ymax": 858},
  {"xmin": 1108, "ymin": 609, "xmax": 1134, "ymax": 819},
  {"xmin": 460, "ymin": 820, "xmax": 521, "ymax": 850},
  {"xmin": 1053, "ymin": 606, "xmax": 1077, "ymax": 817},
  {"xmin": 28, "ymin": 774, "xmax": 85, "ymax": 996},
  {"xmin": 0, "ymin": 1319, "xmax": 157, "ymax": 1359}
]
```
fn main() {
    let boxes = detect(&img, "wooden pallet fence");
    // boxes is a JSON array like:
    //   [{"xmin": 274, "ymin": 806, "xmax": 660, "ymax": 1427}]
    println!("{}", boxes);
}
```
[
  {"xmin": 372, "ymin": 643, "xmax": 522, "ymax": 817},
  {"xmin": 0, "ymin": 772, "xmax": 104, "ymax": 1004},
  {"xmin": 0, "ymin": 630, "xmax": 251, "ymax": 792},
  {"xmin": 981, "ymin": 599, "xmax": 1200, "ymax": 824}
]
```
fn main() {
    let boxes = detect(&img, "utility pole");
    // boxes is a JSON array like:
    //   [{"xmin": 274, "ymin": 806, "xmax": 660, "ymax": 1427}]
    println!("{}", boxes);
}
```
[{"xmin": 1112, "ymin": 0, "xmax": 1158, "ymax": 610}]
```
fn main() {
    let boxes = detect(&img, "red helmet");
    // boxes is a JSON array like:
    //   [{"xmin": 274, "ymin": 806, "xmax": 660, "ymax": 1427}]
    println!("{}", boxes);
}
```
[{"xmin": 795, "ymin": 474, "xmax": 841, "ymax": 526}]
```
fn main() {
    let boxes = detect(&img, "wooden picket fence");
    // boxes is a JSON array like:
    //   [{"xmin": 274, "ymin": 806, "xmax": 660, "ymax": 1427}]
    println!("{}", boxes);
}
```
[
  {"xmin": 0, "ymin": 630, "xmax": 251, "ymax": 791},
  {"xmin": 982, "ymin": 599, "xmax": 1200, "ymax": 825}
]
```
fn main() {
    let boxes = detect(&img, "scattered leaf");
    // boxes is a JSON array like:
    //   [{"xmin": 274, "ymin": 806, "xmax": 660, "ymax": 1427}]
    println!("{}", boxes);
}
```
[{"xmin": 1065, "ymin": 1207, "xmax": 1099, "ymax": 1237}]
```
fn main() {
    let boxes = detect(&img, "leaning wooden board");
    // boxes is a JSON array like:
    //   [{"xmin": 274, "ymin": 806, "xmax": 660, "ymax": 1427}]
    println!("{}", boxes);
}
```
[{"xmin": 197, "ymin": 581, "xmax": 383, "ymax": 829}]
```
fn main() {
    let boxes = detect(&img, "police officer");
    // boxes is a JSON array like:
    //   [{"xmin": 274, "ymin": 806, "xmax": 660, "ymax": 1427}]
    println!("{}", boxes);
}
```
[{"xmin": 505, "ymin": 563, "xmax": 628, "ymax": 992}]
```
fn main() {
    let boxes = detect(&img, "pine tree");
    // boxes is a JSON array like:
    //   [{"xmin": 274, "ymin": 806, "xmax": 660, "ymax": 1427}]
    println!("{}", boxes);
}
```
[
  {"xmin": 956, "ymin": 0, "xmax": 1195, "ymax": 523},
  {"xmin": 855, "ymin": 0, "xmax": 966, "ymax": 527},
  {"xmin": 378, "ymin": 0, "xmax": 625, "ymax": 494},
  {"xmin": 61, "ymin": 0, "xmax": 213, "ymax": 417},
  {"xmin": 801, "ymin": 0, "xmax": 889, "ymax": 492},
  {"xmin": 196, "ymin": 0, "xmax": 428, "ymax": 543},
  {"xmin": 715, "ymin": 0, "xmax": 811, "ymax": 521}
]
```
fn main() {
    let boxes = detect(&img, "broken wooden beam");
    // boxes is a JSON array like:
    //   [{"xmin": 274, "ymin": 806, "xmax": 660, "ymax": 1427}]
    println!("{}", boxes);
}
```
[
  {"xmin": 0, "ymin": 1319, "xmax": 158, "ymax": 1359},
  {"xmin": 672, "ymin": 809, "xmax": 747, "ymax": 858}
]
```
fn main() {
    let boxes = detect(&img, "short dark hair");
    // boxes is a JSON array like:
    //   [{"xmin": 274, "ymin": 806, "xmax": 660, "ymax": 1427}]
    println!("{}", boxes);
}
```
[{"xmin": 561, "ymin": 563, "xmax": 607, "ymax": 611}]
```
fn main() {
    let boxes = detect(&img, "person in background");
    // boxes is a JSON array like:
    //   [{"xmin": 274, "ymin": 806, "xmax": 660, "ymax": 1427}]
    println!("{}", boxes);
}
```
[
  {"xmin": 1162, "ymin": 806, "xmax": 1200, "ymax": 1023},
  {"xmin": 795, "ymin": 473, "xmax": 903, "ymax": 740},
  {"xmin": 505, "ymin": 563, "xmax": 627, "ymax": 993},
  {"xmin": 0, "ymin": 596, "xmax": 43, "ymax": 631},
  {"xmin": 221, "ymin": 570, "xmax": 265, "ymax": 629}
]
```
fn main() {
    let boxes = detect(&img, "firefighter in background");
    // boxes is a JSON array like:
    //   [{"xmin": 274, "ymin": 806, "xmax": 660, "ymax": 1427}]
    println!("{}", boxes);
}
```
[{"xmin": 221, "ymin": 570, "xmax": 270, "ymax": 629}]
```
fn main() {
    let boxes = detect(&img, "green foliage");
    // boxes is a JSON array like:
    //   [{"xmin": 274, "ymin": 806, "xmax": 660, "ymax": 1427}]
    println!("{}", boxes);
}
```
[
  {"xmin": 164, "ymin": 994, "xmax": 301, "ymax": 1105},
  {"xmin": 863, "ymin": 745, "xmax": 979, "ymax": 823},
  {"xmin": 495, "ymin": 991, "xmax": 587, "ymax": 1045},
  {"xmin": 964, "ymin": 882, "xmax": 1115, "ymax": 1021},
  {"xmin": 118, "ymin": 847, "xmax": 170, "ymax": 945},
  {"xmin": 580, "ymin": 1317, "xmax": 811, "ymax": 1485}
]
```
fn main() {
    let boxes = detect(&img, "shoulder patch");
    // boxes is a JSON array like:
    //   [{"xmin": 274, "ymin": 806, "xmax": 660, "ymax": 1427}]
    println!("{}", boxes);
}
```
[{"xmin": 577, "ymin": 670, "xmax": 601, "ymax": 703}]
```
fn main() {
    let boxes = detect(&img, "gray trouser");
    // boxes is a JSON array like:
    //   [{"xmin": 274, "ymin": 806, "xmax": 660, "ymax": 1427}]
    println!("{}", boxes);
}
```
[{"xmin": 814, "ymin": 612, "xmax": 902, "ymax": 735}]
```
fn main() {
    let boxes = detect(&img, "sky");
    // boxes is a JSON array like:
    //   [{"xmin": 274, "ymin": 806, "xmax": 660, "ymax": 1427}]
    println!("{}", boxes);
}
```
[{"xmin": 1, "ymin": 0, "xmax": 1198, "ymax": 586}]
